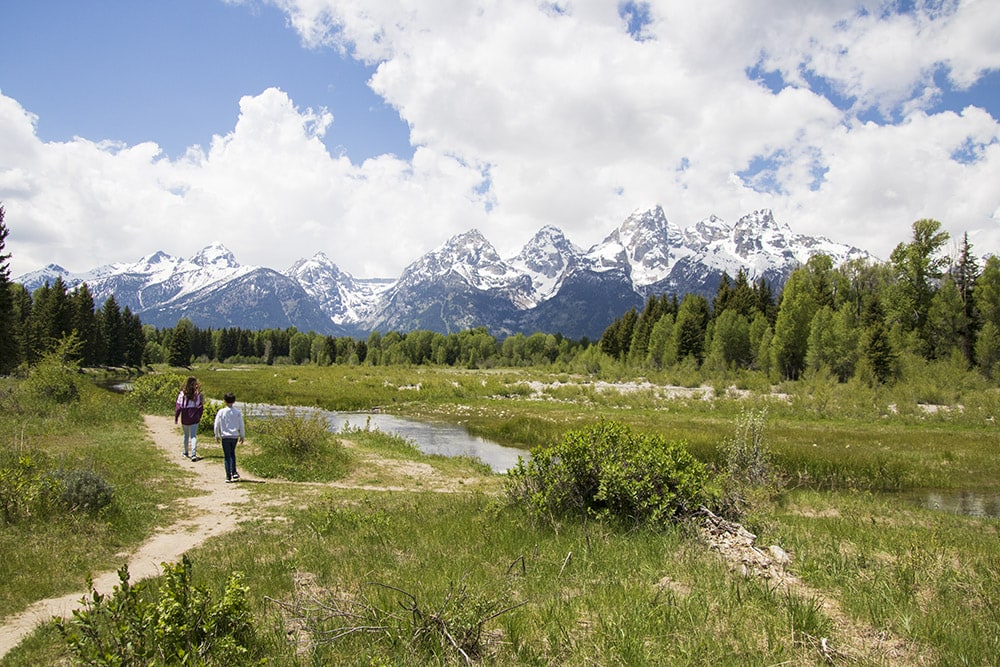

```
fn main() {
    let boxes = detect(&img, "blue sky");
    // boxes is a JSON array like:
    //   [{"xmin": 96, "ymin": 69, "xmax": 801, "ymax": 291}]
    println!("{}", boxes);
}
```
[
  {"xmin": 0, "ymin": 0, "xmax": 411, "ymax": 161},
  {"xmin": 1, "ymin": 0, "xmax": 999, "ymax": 279}
]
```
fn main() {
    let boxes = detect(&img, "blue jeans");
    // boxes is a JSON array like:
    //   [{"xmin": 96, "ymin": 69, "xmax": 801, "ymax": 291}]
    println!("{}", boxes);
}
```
[
  {"xmin": 181, "ymin": 423, "xmax": 199, "ymax": 457},
  {"xmin": 221, "ymin": 437, "xmax": 239, "ymax": 479}
]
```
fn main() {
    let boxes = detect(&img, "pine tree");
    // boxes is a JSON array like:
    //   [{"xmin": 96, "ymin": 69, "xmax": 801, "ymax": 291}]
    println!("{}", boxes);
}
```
[
  {"xmin": 712, "ymin": 272, "xmax": 733, "ymax": 314},
  {"xmin": 672, "ymin": 294, "xmax": 709, "ymax": 362},
  {"xmin": 168, "ymin": 321, "xmax": 192, "ymax": 367},
  {"xmin": 99, "ymin": 295, "xmax": 125, "ymax": 366},
  {"xmin": 121, "ymin": 306, "xmax": 146, "ymax": 366},
  {"xmin": 0, "ymin": 205, "xmax": 17, "ymax": 373},
  {"xmin": 70, "ymin": 283, "xmax": 100, "ymax": 365},
  {"xmin": 862, "ymin": 299, "xmax": 895, "ymax": 385}
]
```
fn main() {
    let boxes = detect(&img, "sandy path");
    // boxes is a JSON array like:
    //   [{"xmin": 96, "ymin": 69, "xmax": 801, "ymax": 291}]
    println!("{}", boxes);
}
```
[{"xmin": 0, "ymin": 415, "xmax": 251, "ymax": 658}]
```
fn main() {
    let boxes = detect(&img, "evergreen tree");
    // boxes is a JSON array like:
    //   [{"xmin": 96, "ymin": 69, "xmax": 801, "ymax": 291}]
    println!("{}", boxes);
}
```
[
  {"xmin": 121, "ymin": 306, "xmax": 146, "ymax": 366},
  {"xmin": 672, "ymin": 294, "xmax": 710, "ymax": 362},
  {"xmin": 0, "ymin": 205, "xmax": 17, "ymax": 373},
  {"xmin": 616, "ymin": 308, "xmax": 638, "ymax": 361},
  {"xmin": 628, "ymin": 296, "xmax": 662, "ymax": 366},
  {"xmin": 99, "ymin": 295, "xmax": 125, "ymax": 366},
  {"xmin": 70, "ymin": 283, "xmax": 100, "ymax": 365},
  {"xmin": 948, "ymin": 233, "xmax": 979, "ymax": 361},
  {"xmin": 730, "ymin": 269, "xmax": 756, "ymax": 317},
  {"xmin": 712, "ymin": 272, "xmax": 733, "ymax": 314},
  {"xmin": 168, "ymin": 320, "xmax": 192, "ymax": 367},
  {"xmin": 861, "ymin": 298, "xmax": 895, "ymax": 385},
  {"xmin": 9, "ymin": 283, "xmax": 31, "ymax": 366},
  {"xmin": 753, "ymin": 277, "xmax": 776, "ymax": 322}
]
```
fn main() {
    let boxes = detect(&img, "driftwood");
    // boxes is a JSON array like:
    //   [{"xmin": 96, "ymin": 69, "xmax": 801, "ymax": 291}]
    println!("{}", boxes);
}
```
[{"xmin": 696, "ymin": 506, "xmax": 792, "ymax": 581}]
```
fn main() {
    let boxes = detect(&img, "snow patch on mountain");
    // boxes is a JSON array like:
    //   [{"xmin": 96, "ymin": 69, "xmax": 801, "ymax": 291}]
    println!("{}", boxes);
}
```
[
  {"xmin": 508, "ymin": 225, "xmax": 583, "ymax": 304},
  {"xmin": 286, "ymin": 252, "xmax": 393, "ymax": 325}
]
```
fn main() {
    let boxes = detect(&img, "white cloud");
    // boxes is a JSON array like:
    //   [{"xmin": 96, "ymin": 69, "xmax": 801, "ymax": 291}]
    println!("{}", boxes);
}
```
[
  {"xmin": 1, "ymin": 88, "xmax": 487, "ymax": 277},
  {"xmin": 3, "ymin": 0, "xmax": 1000, "ymax": 281}
]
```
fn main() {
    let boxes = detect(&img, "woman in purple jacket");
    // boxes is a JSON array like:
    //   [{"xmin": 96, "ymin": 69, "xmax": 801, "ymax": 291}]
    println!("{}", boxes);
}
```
[{"xmin": 175, "ymin": 376, "xmax": 204, "ymax": 461}]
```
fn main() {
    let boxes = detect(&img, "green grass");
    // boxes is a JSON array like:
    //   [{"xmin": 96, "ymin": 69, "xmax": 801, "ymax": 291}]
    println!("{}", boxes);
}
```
[
  {"xmin": 3, "ymin": 363, "xmax": 1000, "ymax": 664},
  {"xmin": 0, "ymin": 383, "xmax": 190, "ymax": 619},
  {"xmin": 771, "ymin": 489, "xmax": 1000, "ymax": 664}
]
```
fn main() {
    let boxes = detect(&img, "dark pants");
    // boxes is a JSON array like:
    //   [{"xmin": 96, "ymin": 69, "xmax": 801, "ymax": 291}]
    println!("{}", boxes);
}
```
[{"xmin": 221, "ymin": 437, "xmax": 238, "ymax": 479}]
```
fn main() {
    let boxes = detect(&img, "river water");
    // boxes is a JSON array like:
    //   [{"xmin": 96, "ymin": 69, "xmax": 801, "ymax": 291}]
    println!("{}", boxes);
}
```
[
  {"xmin": 249, "ymin": 404, "xmax": 529, "ymax": 473},
  {"xmin": 911, "ymin": 491, "xmax": 1000, "ymax": 518}
]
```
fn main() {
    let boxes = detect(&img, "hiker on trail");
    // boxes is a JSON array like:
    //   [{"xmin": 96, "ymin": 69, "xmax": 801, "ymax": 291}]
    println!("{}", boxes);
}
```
[
  {"xmin": 214, "ymin": 392, "xmax": 245, "ymax": 483},
  {"xmin": 175, "ymin": 376, "xmax": 204, "ymax": 461}
]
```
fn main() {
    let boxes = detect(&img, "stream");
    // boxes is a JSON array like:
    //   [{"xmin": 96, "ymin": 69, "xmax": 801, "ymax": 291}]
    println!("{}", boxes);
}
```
[
  {"xmin": 249, "ymin": 404, "xmax": 529, "ymax": 473},
  {"xmin": 909, "ymin": 490, "xmax": 1000, "ymax": 518}
]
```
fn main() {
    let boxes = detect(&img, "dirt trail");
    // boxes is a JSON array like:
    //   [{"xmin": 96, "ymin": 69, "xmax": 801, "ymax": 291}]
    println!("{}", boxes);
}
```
[{"xmin": 0, "ymin": 415, "xmax": 251, "ymax": 658}]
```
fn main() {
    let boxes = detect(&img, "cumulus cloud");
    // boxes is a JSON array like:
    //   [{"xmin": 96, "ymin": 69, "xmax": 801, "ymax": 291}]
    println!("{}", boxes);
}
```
[{"xmin": 2, "ymin": 0, "xmax": 999, "ymax": 280}]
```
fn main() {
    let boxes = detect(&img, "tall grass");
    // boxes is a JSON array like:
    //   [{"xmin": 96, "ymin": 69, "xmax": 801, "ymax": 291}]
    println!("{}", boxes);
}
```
[{"xmin": 0, "ymin": 381, "xmax": 189, "ymax": 619}]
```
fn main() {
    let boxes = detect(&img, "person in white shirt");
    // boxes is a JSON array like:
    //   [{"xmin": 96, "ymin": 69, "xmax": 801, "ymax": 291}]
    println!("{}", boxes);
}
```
[{"xmin": 213, "ymin": 392, "xmax": 245, "ymax": 482}]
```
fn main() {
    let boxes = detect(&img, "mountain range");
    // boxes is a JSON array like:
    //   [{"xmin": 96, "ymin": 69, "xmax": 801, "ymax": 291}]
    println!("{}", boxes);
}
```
[{"xmin": 16, "ymin": 206, "xmax": 869, "ymax": 340}]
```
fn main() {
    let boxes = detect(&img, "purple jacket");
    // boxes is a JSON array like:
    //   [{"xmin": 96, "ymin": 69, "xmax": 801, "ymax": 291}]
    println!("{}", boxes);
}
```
[{"xmin": 175, "ymin": 391, "xmax": 204, "ymax": 426}]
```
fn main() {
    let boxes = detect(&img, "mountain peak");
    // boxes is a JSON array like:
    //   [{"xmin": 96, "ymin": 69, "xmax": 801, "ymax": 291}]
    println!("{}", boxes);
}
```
[
  {"xmin": 588, "ymin": 204, "xmax": 679, "ymax": 286},
  {"xmin": 191, "ymin": 242, "xmax": 239, "ymax": 269}
]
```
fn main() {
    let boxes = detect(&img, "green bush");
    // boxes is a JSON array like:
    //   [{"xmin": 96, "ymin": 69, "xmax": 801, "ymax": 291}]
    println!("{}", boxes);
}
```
[
  {"xmin": 0, "ymin": 450, "xmax": 61, "ymax": 524},
  {"xmin": 200, "ymin": 400, "xmax": 220, "ymax": 436},
  {"xmin": 53, "ymin": 468, "xmax": 114, "ymax": 514},
  {"xmin": 22, "ymin": 339, "xmax": 82, "ymax": 404},
  {"xmin": 504, "ymin": 420, "xmax": 712, "ymax": 526},
  {"xmin": 56, "ymin": 556, "xmax": 259, "ymax": 665},
  {"xmin": 246, "ymin": 409, "xmax": 351, "ymax": 482},
  {"xmin": 253, "ymin": 409, "xmax": 330, "ymax": 458},
  {"xmin": 127, "ymin": 372, "xmax": 186, "ymax": 412}
]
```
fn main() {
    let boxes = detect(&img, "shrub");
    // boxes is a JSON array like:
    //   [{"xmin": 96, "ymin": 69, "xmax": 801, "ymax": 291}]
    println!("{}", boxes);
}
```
[
  {"xmin": 0, "ymin": 449, "xmax": 62, "ymax": 524},
  {"xmin": 253, "ymin": 408, "xmax": 330, "ymax": 458},
  {"xmin": 503, "ymin": 420, "xmax": 712, "ymax": 526},
  {"xmin": 22, "ymin": 338, "xmax": 82, "ymax": 404},
  {"xmin": 128, "ymin": 372, "xmax": 186, "ymax": 412},
  {"xmin": 200, "ymin": 400, "xmax": 220, "ymax": 436},
  {"xmin": 57, "ymin": 556, "xmax": 259, "ymax": 665},
  {"xmin": 53, "ymin": 468, "xmax": 114, "ymax": 514},
  {"xmin": 722, "ymin": 407, "xmax": 772, "ymax": 487}
]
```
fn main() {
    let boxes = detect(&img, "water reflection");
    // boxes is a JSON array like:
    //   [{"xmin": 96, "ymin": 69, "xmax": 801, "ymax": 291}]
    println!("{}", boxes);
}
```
[
  {"xmin": 251, "ymin": 404, "xmax": 528, "ymax": 473},
  {"xmin": 915, "ymin": 491, "xmax": 1000, "ymax": 518}
]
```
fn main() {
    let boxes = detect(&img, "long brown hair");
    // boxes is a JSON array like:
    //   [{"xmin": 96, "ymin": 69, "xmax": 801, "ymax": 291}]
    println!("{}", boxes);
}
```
[{"xmin": 182, "ymin": 376, "xmax": 200, "ymax": 401}]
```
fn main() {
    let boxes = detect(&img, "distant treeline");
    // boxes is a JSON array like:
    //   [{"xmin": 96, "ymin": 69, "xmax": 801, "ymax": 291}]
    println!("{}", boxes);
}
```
[{"xmin": 4, "ymin": 214, "xmax": 1000, "ymax": 385}]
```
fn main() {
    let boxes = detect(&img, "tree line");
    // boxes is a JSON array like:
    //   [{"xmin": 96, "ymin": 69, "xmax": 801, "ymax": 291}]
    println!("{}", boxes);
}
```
[
  {"xmin": 3, "ymin": 204, "xmax": 999, "ymax": 385},
  {"xmin": 149, "ymin": 320, "xmax": 587, "ymax": 369},
  {"xmin": 599, "ymin": 218, "xmax": 1000, "ymax": 383}
]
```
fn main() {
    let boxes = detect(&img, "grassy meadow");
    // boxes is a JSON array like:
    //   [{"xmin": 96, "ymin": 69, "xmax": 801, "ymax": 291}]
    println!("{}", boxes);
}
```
[{"xmin": 1, "ymin": 362, "xmax": 999, "ymax": 665}]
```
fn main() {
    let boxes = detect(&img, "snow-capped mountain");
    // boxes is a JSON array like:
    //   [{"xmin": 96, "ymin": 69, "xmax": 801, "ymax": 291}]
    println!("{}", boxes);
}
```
[
  {"xmin": 507, "ymin": 225, "xmax": 583, "ymax": 304},
  {"xmin": 287, "ymin": 252, "xmax": 393, "ymax": 326},
  {"xmin": 16, "ymin": 206, "xmax": 869, "ymax": 339}
]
